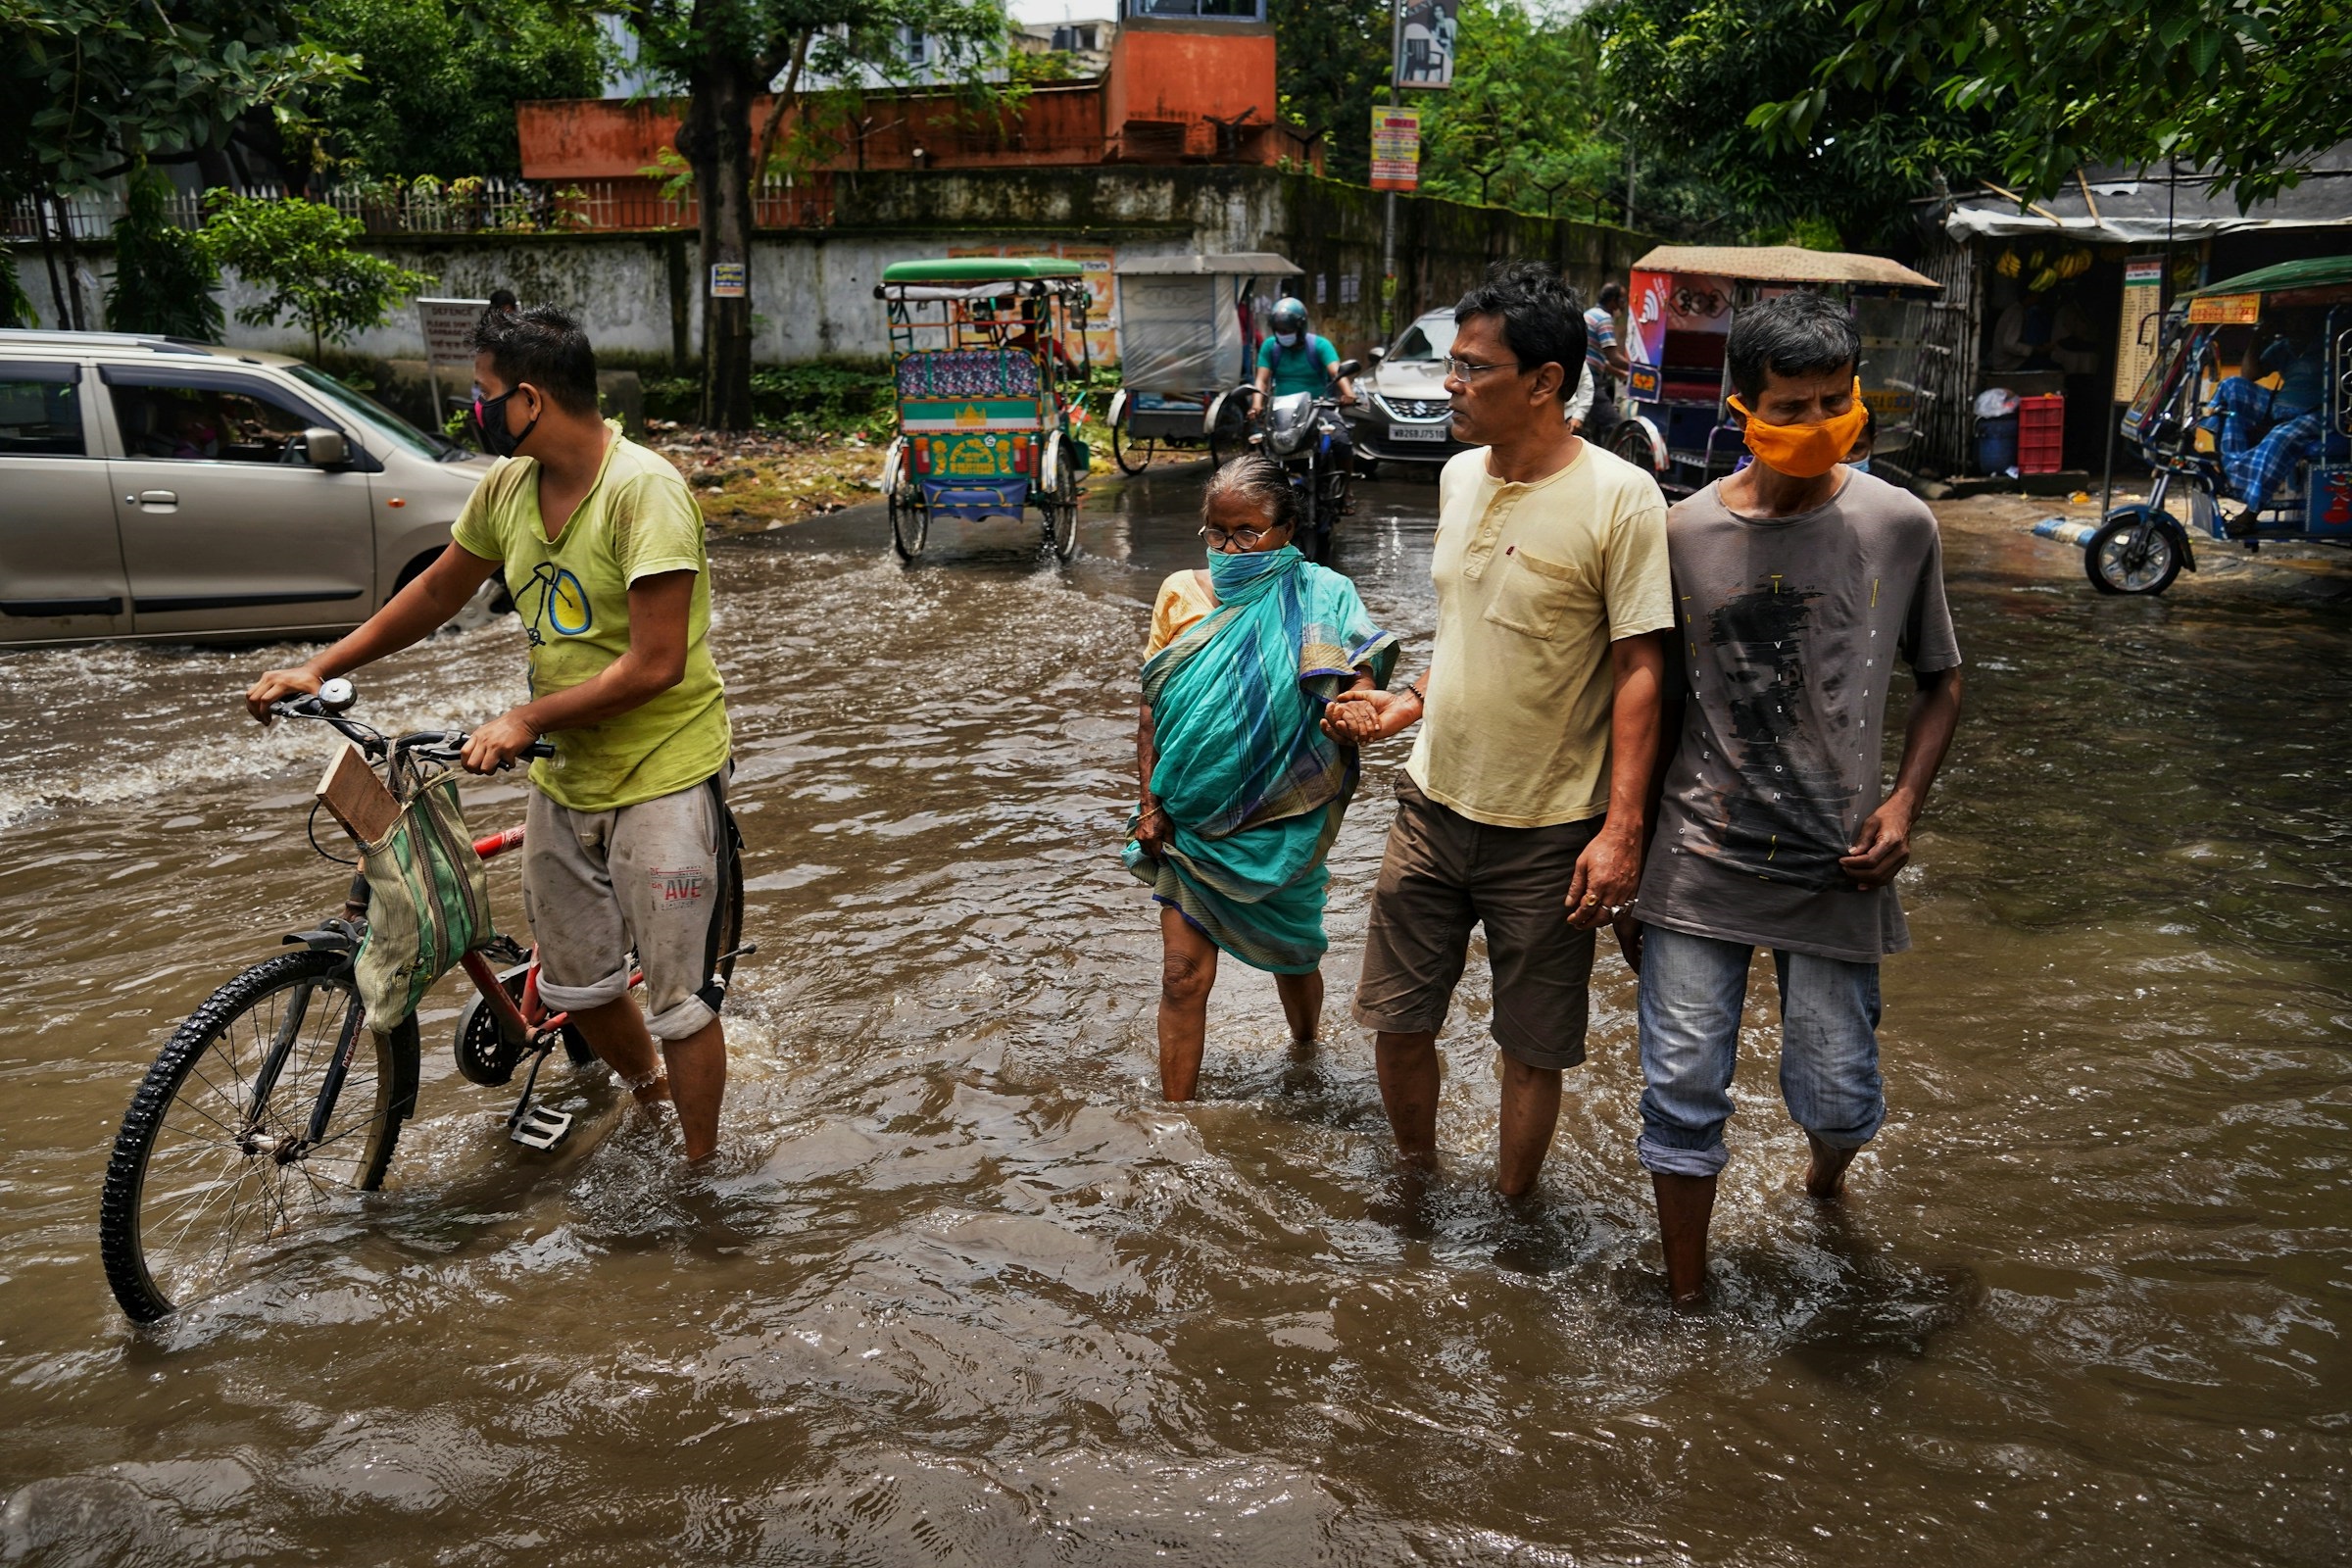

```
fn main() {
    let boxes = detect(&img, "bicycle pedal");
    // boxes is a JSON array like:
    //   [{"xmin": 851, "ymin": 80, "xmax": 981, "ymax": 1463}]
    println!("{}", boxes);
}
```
[{"xmin": 509, "ymin": 1103, "xmax": 573, "ymax": 1151}]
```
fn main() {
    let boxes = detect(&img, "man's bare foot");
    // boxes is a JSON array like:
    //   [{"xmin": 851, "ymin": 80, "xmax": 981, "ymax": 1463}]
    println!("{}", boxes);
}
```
[{"xmin": 1804, "ymin": 1133, "xmax": 1859, "ymax": 1201}]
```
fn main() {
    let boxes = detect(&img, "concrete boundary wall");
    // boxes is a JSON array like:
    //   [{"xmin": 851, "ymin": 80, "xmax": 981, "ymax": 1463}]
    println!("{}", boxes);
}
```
[{"xmin": 12, "ymin": 168, "xmax": 1651, "ymax": 370}]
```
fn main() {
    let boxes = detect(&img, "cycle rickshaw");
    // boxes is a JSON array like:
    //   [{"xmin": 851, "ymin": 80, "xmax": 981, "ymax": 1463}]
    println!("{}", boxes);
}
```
[
  {"xmin": 1608, "ymin": 245, "xmax": 1943, "ymax": 497},
  {"xmin": 1102, "ymin": 252, "xmax": 1301, "ymax": 473},
  {"xmin": 875, "ymin": 258, "xmax": 1092, "ymax": 563},
  {"xmin": 2084, "ymin": 257, "xmax": 2352, "ymax": 595}
]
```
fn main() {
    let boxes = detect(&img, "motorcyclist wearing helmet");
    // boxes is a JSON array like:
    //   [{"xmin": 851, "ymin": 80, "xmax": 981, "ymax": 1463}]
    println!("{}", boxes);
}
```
[{"xmin": 1252, "ymin": 298, "xmax": 1356, "ymax": 413}]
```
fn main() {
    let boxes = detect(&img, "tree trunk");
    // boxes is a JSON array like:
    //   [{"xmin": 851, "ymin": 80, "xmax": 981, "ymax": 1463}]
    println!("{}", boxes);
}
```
[
  {"xmin": 36, "ymin": 191, "xmax": 70, "ymax": 330},
  {"xmin": 679, "ymin": 44, "xmax": 760, "ymax": 431},
  {"xmin": 49, "ymin": 194, "xmax": 86, "ymax": 330}
]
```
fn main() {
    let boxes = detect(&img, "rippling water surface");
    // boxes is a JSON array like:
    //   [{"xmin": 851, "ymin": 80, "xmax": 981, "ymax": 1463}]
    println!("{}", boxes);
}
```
[{"xmin": 0, "ymin": 473, "xmax": 2344, "ymax": 1564}]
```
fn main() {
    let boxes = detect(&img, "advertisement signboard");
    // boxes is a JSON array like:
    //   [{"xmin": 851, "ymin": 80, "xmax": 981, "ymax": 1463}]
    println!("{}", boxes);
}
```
[
  {"xmin": 947, "ymin": 242, "xmax": 1118, "ymax": 367},
  {"xmin": 1370, "ymin": 106, "xmax": 1422, "ymax": 191},
  {"xmin": 1397, "ymin": 0, "xmax": 1460, "ymax": 88}
]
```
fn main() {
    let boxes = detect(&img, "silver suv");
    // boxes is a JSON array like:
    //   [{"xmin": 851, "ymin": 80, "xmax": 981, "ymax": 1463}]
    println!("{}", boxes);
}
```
[{"xmin": 0, "ymin": 330, "xmax": 495, "ymax": 647}]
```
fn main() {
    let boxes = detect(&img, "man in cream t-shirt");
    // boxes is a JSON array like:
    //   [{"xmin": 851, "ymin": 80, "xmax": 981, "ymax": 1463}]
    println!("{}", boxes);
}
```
[{"xmin": 1327, "ymin": 261, "xmax": 1672, "ymax": 1197}]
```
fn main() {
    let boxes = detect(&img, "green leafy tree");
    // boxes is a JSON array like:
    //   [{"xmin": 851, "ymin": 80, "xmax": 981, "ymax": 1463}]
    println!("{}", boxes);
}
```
[
  {"xmin": 1753, "ymin": 0, "xmax": 2352, "ymax": 206},
  {"xmin": 1588, "ymin": 0, "xmax": 1992, "ymax": 245},
  {"xmin": 1273, "ymin": 0, "xmax": 1391, "ymax": 184},
  {"xmin": 1416, "ymin": 1, "xmax": 1619, "ymax": 219},
  {"xmin": 306, "ymin": 0, "xmax": 609, "ymax": 178},
  {"xmin": 619, "ymin": 0, "xmax": 1024, "ymax": 429},
  {"xmin": 196, "ymin": 192, "xmax": 432, "ymax": 361},
  {"xmin": 0, "ymin": 1, "xmax": 352, "ymax": 328},
  {"xmin": 106, "ymin": 167, "xmax": 226, "ymax": 338}
]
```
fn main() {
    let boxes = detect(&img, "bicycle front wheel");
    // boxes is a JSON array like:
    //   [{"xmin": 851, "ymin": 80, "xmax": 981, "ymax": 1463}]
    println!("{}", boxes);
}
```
[{"xmin": 99, "ymin": 949, "xmax": 415, "ymax": 1322}]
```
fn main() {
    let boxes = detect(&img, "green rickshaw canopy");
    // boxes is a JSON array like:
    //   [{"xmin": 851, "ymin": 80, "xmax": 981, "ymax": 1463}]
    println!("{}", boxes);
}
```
[
  {"xmin": 882, "ymin": 258, "xmax": 1087, "ymax": 285},
  {"xmin": 2187, "ymin": 256, "xmax": 2352, "ymax": 299}
]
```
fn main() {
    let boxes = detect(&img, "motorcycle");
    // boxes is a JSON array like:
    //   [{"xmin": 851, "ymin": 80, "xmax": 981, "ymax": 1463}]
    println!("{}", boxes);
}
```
[{"xmin": 1204, "ymin": 359, "xmax": 1362, "ymax": 564}]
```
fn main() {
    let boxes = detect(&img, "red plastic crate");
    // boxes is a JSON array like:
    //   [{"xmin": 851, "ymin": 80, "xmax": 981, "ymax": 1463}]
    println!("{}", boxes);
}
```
[{"xmin": 2018, "ymin": 393, "xmax": 2065, "ymax": 472}]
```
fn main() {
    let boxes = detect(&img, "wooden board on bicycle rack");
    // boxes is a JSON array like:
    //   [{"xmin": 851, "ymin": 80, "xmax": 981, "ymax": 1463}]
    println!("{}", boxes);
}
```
[{"xmin": 315, "ymin": 743, "xmax": 401, "ymax": 847}]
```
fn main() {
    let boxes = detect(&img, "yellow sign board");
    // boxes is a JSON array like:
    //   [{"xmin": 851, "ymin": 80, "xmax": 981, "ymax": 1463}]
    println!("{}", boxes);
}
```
[{"xmin": 2186, "ymin": 293, "xmax": 2261, "ymax": 325}]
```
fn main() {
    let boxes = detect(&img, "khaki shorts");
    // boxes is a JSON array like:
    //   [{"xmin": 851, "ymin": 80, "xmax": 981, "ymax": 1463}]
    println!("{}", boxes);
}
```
[
  {"xmin": 1351, "ymin": 774, "xmax": 1600, "ymax": 1070},
  {"xmin": 521, "ymin": 774, "xmax": 733, "ymax": 1042}
]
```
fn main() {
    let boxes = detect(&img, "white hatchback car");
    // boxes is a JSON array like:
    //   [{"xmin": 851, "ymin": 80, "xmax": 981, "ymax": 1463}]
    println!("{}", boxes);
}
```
[{"xmin": 0, "ymin": 330, "xmax": 497, "ymax": 647}]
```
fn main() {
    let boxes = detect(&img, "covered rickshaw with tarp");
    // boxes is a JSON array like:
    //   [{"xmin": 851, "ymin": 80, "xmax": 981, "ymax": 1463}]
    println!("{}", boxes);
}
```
[
  {"xmin": 2083, "ymin": 257, "xmax": 2352, "ymax": 595},
  {"xmin": 875, "ymin": 257, "xmax": 1092, "ymax": 563},
  {"xmin": 1103, "ymin": 252, "xmax": 1302, "ymax": 473},
  {"xmin": 1608, "ymin": 245, "xmax": 1943, "ymax": 498}
]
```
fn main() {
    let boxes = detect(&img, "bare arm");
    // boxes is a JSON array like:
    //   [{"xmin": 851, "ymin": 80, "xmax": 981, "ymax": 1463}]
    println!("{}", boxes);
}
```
[
  {"xmin": 1840, "ymin": 665, "xmax": 1965, "ymax": 890},
  {"xmin": 245, "ymin": 543, "xmax": 501, "ymax": 719},
  {"xmin": 1566, "ymin": 632, "xmax": 1666, "ymax": 929},
  {"xmin": 1134, "ymin": 699, "xmax": 1168, "ymax": 854},
  {"xmin": 460, "ymin": 569, "xmax": 697, "ymax": 773}
]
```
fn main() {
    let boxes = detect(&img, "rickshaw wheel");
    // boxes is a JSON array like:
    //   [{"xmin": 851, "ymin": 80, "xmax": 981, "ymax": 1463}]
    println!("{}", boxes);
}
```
[
  {"xmin": 2085, "ymin": 512, "xmax": 2181, "ymax": 596},
  {"xmin": 889, "ymin": 486, "xmax": 930, "ymax": 563},
  {"xmin": 1609, "ymin": 418, "xmax": 1660, "ymax": 473},
  {"xmin": 1045, "ymin": 435, "xmax": 1081, "ymax": 562},
  {"xmin": 1111, "ymin": 412, "xmax": 1156, "ymax": 474}
]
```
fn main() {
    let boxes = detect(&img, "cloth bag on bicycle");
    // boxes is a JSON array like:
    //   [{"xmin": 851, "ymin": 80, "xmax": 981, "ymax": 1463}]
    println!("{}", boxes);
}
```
[{"xmin": 355, "ymin": 760, "xmax": 496, "ymax": 1033}]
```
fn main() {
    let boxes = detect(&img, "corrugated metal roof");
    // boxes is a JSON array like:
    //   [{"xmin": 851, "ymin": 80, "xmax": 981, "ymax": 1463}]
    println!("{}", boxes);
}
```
[{"xmin": 1631, "ymin": 245, "xmax": 1940, "ymax": 291}]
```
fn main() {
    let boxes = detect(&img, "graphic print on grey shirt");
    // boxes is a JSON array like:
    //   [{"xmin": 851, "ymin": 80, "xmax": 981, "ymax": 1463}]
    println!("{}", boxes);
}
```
[{"xmin": 1636, "ymin": 470, "xmax": 1962, "ymax": 963}]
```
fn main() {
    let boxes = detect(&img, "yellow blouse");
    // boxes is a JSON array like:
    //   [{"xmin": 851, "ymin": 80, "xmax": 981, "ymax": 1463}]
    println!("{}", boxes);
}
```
[{"xmin": 1144, "ymin": 568, "xmax": 1218, "ymax": 659}]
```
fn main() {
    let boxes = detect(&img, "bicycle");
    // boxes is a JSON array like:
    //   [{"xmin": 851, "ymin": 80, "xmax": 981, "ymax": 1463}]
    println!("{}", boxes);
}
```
[{"xmin": 96, "ymin": 680, "xmax": 749, "ymax": 1324}]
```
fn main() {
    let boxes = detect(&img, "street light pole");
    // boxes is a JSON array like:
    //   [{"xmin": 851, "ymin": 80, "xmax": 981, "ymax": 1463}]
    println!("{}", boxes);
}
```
[{"xmin": 1380, "ymin": 0, "xmax": 1402, "ymax": 342}]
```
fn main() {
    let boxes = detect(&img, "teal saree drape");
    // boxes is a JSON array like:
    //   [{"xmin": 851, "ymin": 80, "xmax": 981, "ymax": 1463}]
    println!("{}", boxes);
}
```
[{"xmin": 1125, "ymin": 547, "xmax": 1397, "ymax": 973}]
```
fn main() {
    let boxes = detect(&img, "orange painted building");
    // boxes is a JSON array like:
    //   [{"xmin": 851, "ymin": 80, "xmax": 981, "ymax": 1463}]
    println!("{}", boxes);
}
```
[{"xmin": 515, "ymin": 8, "xmax": 1315, "ymax": 212}]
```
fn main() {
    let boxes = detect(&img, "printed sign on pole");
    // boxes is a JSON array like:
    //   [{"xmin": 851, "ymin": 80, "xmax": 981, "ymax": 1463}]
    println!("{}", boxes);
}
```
[
  {"xmin": 1370, "ymin": 106, "xmax": 1422, "ymax": 191},
  {"xmin": 416, "ymin": 297, "xmax": 491, "ymax": 420},
  {"xmin": 1396, "ymin": 0, "xmax": 1460, "ymax": 89},
  {"xmin": 2115, "ymin": 257, "xmax": 2167, "ymax": 402},
  {"xmin": 710, "ymin": 263, "xmax": 748, "ymax": 299}
]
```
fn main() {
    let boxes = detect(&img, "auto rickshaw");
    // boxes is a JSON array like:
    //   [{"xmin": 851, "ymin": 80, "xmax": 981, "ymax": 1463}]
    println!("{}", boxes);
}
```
[
  {"xmin": 2086, "ymin": 257, "xmax": 2352, "ymax": 595},
  {"xmin": 875, "ymin": 258, "xmax": 1092, "ymax": 563},
  {"xmin": 1609, "ymin": 245, "xmax": 1943, "ymax": 497},
  {"xmin": 1102, "ymin": 252, "xmax": 1301, "ymax": 472}
]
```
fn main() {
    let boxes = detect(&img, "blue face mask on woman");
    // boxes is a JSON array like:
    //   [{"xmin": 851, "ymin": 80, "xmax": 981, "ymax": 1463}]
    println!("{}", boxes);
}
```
[{"xmin": 1207, "ymin": 543, "xmax": 1300, "ymax": 589}]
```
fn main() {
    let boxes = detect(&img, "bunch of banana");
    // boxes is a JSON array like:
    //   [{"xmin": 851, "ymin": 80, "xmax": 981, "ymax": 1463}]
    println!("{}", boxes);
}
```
[
  {"xmin": 1996, "ymin": 247, "xmax": 2021, "ymax": 278},
  {"xmin": 2057, "ymin": 250, "xmax": 2092, "ymax": 278}
]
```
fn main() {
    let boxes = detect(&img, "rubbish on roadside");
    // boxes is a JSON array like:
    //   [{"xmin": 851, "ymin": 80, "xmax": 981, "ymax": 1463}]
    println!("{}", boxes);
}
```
[
  {"xmin": 1973, "ymin": 387, "xmax": 2020, "ymax": 418},
  {"xmin": 2032, "ymin": 516, "xmax": 2103, "ymax": 547}
]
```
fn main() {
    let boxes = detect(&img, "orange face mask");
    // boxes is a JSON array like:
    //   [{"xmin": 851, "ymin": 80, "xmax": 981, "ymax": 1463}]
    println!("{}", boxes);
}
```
[{"xmin": 1729, "ymin": 379, "xmax": 1869, "ymax": 478}]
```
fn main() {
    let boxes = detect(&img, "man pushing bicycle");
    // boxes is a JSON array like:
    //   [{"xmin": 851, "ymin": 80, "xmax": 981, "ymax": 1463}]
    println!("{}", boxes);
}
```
[{"xmin": 247, "ymin": 307, "xmax": 734, "ymax": 1162}]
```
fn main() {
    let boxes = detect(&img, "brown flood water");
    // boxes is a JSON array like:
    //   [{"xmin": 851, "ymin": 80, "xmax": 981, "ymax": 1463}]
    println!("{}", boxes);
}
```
[{"xmin": 0, "ymin": 471, "xmax": 2345, "ymax": 1564}]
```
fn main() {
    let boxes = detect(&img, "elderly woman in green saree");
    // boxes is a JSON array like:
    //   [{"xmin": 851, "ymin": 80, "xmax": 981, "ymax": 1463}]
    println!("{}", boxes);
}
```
[{"xmin": 1128, "ymin": 456, "xmax": 1399, "ymax": 1100}]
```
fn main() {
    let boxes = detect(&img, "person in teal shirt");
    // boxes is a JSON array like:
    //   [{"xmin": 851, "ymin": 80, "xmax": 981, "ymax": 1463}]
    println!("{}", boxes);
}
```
[{"xmin": 1252, "ymin": 297, "xmax": 1357, "ymax": 408}]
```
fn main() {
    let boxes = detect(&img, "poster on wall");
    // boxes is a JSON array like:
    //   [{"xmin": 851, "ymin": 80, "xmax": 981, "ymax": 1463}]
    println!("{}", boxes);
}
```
[
  {"xmin": 947, "ymin": 242, "xmax": 1119, "ymax": 367},
  {"xmin": 1396, "ymin": 0, "xmax": 1460, "ymax": 88},
  {"xmin": 1370, "ymin": 106, "xmax": 1421, "ymax": 191}
]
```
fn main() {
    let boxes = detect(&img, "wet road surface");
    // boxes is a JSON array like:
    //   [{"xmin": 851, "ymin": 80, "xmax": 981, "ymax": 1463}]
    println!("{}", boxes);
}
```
[{"xmin": 0, "ymin": 466, "xmax": 2346, "ymax": 1563}]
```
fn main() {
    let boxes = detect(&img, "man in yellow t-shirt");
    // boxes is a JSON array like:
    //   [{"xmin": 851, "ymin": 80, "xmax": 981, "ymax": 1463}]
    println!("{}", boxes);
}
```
[
  {"xmin": 1327, "ymin": 262, "xmax": 1672, "ymax": 1198},
  {"xmin": 247, "ymin": 307, "xmax": 735, "ymax": 1162}
]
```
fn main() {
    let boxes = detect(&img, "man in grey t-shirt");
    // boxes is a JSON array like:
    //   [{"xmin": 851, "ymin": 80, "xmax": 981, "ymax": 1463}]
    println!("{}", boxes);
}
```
[{"xmin": 1621, "ymin": 292, "xmax": 1965, "ymax": 1308}]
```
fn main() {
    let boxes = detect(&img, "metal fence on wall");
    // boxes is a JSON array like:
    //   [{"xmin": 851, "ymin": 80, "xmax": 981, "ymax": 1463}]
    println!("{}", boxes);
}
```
[{"xmin": 6, "ymin": 175, "xmax": 837, "ymax": 243}]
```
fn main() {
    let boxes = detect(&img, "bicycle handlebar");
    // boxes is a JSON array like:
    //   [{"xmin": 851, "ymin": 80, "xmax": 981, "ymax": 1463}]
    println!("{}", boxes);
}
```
[{"xmin": 269, "ymin": 686, "xmax": 555, "ymax": 766}]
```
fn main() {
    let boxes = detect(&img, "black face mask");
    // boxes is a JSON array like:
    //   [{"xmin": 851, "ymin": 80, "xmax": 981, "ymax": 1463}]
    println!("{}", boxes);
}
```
[{"xmin": 472, "ymin": 386, "xmax": 540, "ymax": 459}]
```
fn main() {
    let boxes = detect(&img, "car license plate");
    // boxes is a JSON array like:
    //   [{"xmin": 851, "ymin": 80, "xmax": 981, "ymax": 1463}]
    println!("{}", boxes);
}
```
[{"xmin": 1389, "ymin": 423, "xmax": 1447, "ymax": 442}]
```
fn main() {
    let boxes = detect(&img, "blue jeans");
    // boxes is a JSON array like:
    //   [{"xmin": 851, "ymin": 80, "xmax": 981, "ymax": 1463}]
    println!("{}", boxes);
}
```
[{"xmin": 1636, "ymin": 925, "xmax": 1885, "ymax": 1178}]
